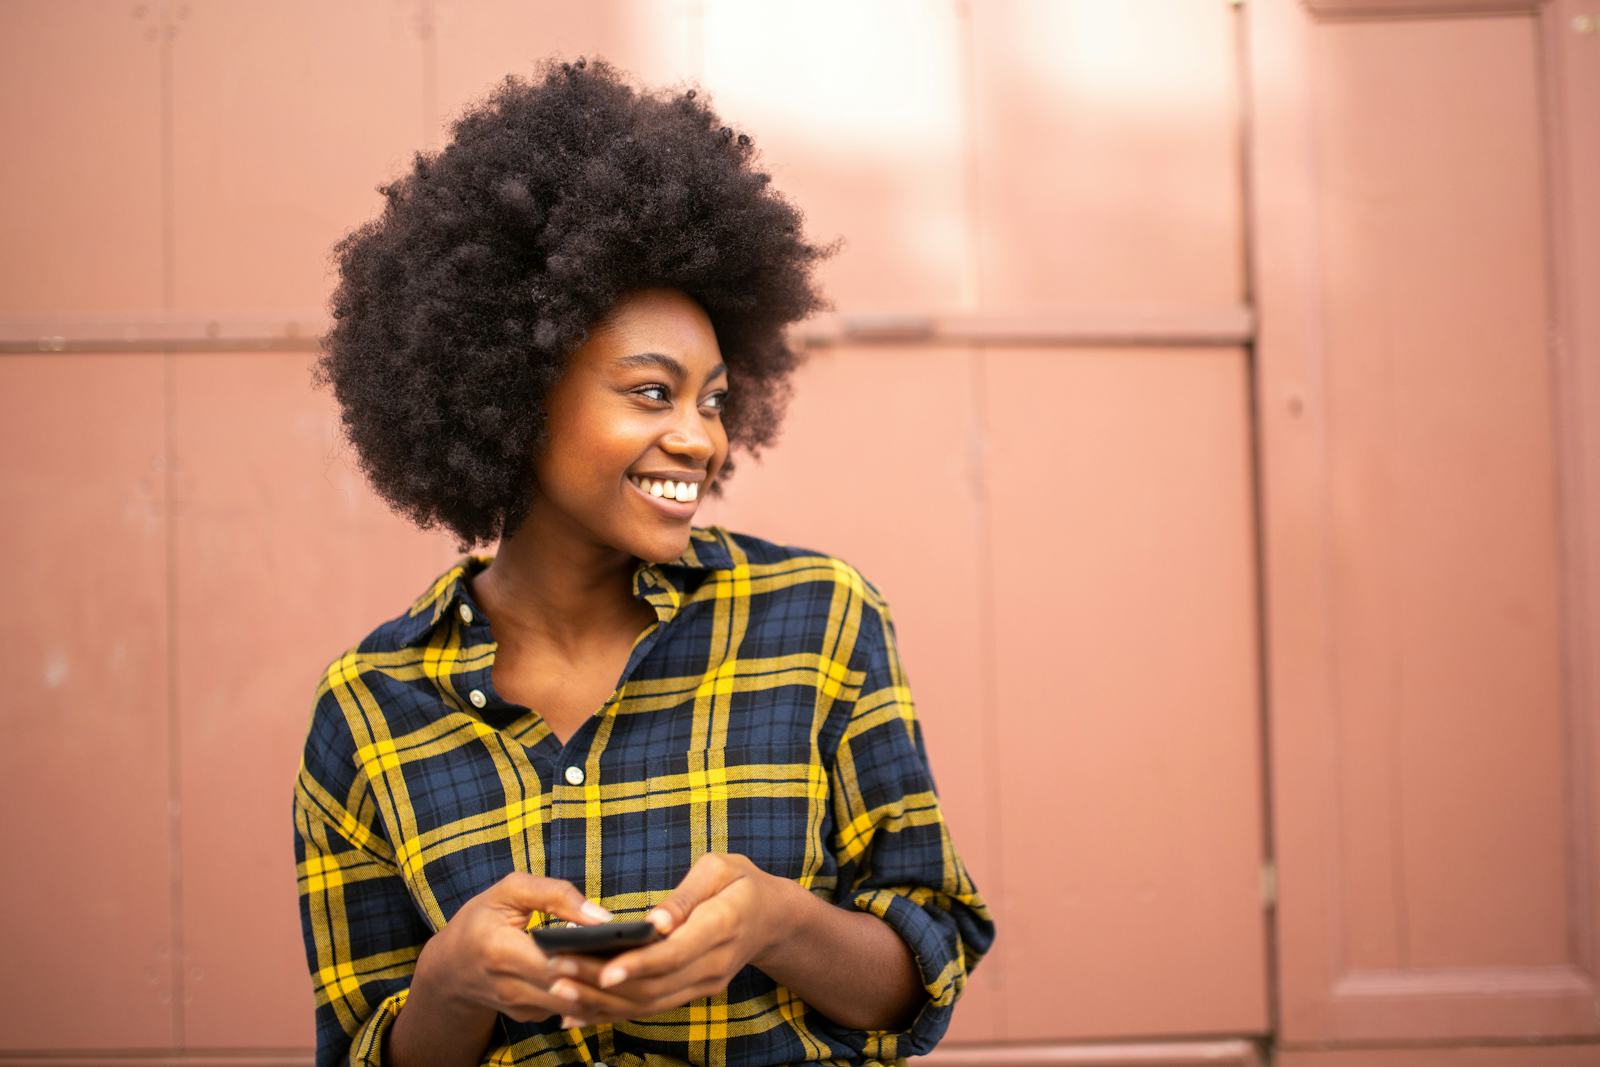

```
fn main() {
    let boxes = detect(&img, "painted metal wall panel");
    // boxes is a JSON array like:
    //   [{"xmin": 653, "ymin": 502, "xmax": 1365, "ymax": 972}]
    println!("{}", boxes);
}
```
[
  {"xmin": 1315, "ymin": 12, "xmax": 1565, "ymax": 971},
  {"xmin": 167, "ymin": 0, "xmax": 430, "ymax": 317},
  {"xmin": 968, "ymin": 0, "xmax": 1246, "ymax": 312},
  {"xmin": 0, "ymin": 356, "xmax": 176, "ymax": 1048},
  {"xmin": 0, "ymin": 3, "xmax": 164, "ymax": 316},
  {"xmin": 169, "ymin": 352, "xmax": 453, "ymax": 1046},
  {"xmin": 981, "ymin": 346, "xmax": 1268, "ymax": 1039},
  {"xmin": 1248, "ymin": 0, "xmax": 1600, "ymax": 1043}
]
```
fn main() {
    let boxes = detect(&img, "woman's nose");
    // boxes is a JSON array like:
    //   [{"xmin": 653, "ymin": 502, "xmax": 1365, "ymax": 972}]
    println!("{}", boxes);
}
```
[{"xmin": 662, "ymin": 403, "xmax": 715, "ymax": 460}]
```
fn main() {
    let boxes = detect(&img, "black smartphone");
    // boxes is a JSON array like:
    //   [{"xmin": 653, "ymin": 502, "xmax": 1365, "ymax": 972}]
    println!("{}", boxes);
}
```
[{"xmin": 530, "ymin": 920, "xmax": 662, "ymax": 958}]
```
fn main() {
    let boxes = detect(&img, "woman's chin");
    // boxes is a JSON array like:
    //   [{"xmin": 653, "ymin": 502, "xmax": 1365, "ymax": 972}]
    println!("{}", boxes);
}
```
[{"xmin": 631, "ymin": 527, "xmax": 694, "ymax": 565}]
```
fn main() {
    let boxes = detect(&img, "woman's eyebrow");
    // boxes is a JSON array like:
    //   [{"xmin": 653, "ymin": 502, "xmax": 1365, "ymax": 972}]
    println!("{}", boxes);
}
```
[{"xmin": 615, "ymin": 351, "xmax": 727, "ymax": 381}]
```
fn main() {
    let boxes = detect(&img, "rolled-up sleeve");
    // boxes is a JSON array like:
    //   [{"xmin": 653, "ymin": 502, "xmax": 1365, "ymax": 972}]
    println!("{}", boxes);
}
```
[
  {"xmin": 828, "ymin": 587, "xmax": 995, "ymax": 1059},
  {"xmin": 294, "ymin": 692, "xmax": 432, "ymax": 1067}
]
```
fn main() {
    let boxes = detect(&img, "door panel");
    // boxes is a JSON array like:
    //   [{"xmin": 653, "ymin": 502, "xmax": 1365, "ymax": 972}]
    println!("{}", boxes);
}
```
[
  {"xmin": 1248, "ymin": 0, "xmax": 1600, "ymax": 1042},
  {"xmin": 982, "ymin": 346, "xmax": 1268, "ymax": 1040}
]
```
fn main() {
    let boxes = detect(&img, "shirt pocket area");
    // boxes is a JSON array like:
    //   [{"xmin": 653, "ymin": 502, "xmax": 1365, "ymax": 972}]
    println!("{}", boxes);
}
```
[{"xmin": 597, "ymin": 741, "xmax": 829, "ymax": 906}]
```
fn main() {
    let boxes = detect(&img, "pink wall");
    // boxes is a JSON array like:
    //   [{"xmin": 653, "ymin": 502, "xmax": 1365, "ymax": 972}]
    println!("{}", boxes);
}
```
[{"xmin": 1, "ymin": 2, "xmax": 1593, "ymax": 1065}]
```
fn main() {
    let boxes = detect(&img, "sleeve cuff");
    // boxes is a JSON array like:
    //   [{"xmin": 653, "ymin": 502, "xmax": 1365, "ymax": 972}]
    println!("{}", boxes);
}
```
[
  {"xmin": 847, "ymin": 888, "xmax": 967, "ymax": 1057},
  {"xmin": 347, "ymin": 987, "xmax": 409, "ymax": 1066}
]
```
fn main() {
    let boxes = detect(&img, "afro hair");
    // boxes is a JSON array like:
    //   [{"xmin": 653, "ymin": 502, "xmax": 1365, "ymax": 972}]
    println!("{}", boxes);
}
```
[{"xmin": 315, "ymin": 56, "xmax": 832, "ymax": 548}]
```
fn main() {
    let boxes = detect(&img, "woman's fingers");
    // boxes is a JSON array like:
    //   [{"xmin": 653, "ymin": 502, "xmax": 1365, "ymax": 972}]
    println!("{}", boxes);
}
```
[
  {"xmin": 598, "ymin": 931, "xmax": 698, "ymax": 988},
  {"xmin": 599, "ymin": 898, "xmax": 736, "ymax": 988},
  {"xmin": 539, "ymin": 950, "xmax": 698, "ymax": 1019},
  {"xmin": 601, "ymin": 854, "xmax": 746, "ymax": 988},
  {"xmin": 483, "ymin": 926, "xmax": 568, "ymax": 989},
  {"xmin": 645, "ymin": 853, "xmax": 745, "ymax": 934},
  {"xmin": 544, "ymin": 952, "xmax": 605, "ymax": 984},
  {"xmin": 541, "ymin": 917, "xmax": 735, "ymax": 1018},
  {"xmin": 530, "ymin": 855, "xmax": 762, "ymax": 1022},
  {"xmin": 493, "ymin": 972, "xmax": 580, "ymax": 1023},
  {"xmin": 551, "ymin": 964, "xmax": 728, "ymax": 1026},
  {"xmin": 493, "ymin": 872, "xmax": 612, "ymax": 926},
  {"xmin": 546, "ymin": 974, "xmax": 663, "ymax": 1023}
]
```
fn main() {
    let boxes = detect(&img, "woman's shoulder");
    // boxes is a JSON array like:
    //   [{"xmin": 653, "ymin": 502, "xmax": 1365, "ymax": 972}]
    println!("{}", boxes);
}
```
[
  {"xmin": 694, "ymin": 525, "xmax": 892, "ymax": 612},
  {"xmin": 326, "ymin": 554, "xmax": 488, "ymax": 665},
  {"xmin": 301, "ymin": 557, "xmax": 483, "ymax": 755},
  {"xmin": 694, "ymin": 524, "xmax": 902, "ymax": 630}
]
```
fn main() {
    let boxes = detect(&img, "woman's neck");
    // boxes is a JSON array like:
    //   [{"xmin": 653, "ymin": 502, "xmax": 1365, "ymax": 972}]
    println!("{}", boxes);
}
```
[{"xmin": 470, "ymin": 508, "xmax": 646, "ymax": 659}]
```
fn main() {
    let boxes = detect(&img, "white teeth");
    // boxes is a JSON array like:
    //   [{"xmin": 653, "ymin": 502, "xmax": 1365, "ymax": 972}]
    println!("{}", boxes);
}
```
[{"xmin": 632, "ymin": 476, "xmax": 699, "ymax": 503}]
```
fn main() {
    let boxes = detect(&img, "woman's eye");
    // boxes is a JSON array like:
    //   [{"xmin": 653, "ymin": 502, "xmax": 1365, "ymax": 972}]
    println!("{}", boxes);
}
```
[{"xmin": 633, "ymin": 384, "xmax": 725, "ymax": 412}]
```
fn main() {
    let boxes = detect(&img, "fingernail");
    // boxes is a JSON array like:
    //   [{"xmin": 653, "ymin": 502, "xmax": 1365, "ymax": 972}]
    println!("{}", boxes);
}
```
[
  {"xmin": 551, "ymin": 980, "xmax": 580, "ymax": 1002},
  {"xmin": 554, "ymin": 958, "xmax": 580, "ymax": 977},
  {"xmin": 647, "ymin": 908, "xmax": 672, "ymax": 933},
  {"xmin": 600, "ymin": 966, "xmax": 626, "ymax": 988},
  {"xmin": 560, "ymin": 1015, "xmax": 577, "ymax": 1029},
  {"xmin": 581, "ymin": 900, "xmax": 613, "ymax": 922}
]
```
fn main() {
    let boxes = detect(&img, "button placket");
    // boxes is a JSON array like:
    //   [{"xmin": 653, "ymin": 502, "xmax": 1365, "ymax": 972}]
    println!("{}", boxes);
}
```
[{"xmin": 453, "ymin": 594, "xmax": 497, "ymax": 716}]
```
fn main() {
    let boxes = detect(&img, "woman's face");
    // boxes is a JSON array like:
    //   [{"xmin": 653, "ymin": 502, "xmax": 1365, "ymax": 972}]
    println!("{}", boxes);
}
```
[{"xmin": 531, "ymin": 287, "xmax": 731, "ymax": 565}]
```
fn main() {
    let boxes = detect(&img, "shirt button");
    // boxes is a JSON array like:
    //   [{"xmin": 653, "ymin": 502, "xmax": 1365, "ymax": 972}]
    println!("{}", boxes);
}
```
[
  {"xmin": 564, "ymin": 765, "xmax": 585, "ymax": 786},
  {"xmin": 458, "ymin": 603, "xmax": 474, "ymax": 624},
  {"xmin": 468, "ymin": 689, "xmax": 487, "ymax": 708}
]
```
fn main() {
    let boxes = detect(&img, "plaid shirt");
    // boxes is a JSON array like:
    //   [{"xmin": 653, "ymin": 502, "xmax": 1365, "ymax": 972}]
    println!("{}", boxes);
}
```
[{"xmin": 294, "ymin": 526, "xmax": 993, "ymax": 1067}]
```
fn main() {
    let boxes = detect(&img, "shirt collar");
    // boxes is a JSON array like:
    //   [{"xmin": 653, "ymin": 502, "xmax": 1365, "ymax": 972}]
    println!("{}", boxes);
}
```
[{"xmin": 389, "ymin": 525, "xmax": 735, "ymax": 648}]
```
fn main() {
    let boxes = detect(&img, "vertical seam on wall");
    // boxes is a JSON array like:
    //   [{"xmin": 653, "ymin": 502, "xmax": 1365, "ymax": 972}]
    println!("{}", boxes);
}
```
[
  {"xmin": 953, "ymin": 0, "xmax": 1006, "ymax": 1038},
  {"xmin": 1531, "ymin": 1, "xmax": 1594, "ymax": 976},
  {"xmin": 1311, "ymin": 7, "xmax": 1345, "ymax": 1010},
  {"xmin": 158, "ymin": 0, "xmax": 184, "ymax": 1043},
  {"xmin": 1236, "ymin": 0, "xmax": 1282, "ymax": 1052}
]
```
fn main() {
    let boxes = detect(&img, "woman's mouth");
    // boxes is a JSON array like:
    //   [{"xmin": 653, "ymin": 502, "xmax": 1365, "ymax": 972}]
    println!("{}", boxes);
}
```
[{"xmin": 627, "ymin": 474, "xmax": 700, "ymax": 517}]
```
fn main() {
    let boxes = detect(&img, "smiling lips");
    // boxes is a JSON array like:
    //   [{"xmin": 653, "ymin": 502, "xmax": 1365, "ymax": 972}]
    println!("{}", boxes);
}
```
[
  {"xmin": 627, "ymin": 474, "xmax": 702, "ymax": 518},
  {"xmin": 630, "ymin": 474, "xmax": 700, "ymax": 502}
]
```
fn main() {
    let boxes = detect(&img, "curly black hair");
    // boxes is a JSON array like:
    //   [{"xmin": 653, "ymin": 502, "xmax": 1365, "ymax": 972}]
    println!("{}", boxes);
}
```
[{"xmin": 315, "ymin": 56, "xmax": 832, "ymax": 549}]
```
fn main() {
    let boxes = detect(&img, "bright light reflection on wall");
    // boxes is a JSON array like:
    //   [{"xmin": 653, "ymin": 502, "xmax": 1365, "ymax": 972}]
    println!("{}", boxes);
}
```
[
  {"xmin": 700, "ymin": 0, "xmax": 970, "ymax": 309},
  {"xmin": 701, "ymin": 0, "xmax": 962, "ymax": 150}
]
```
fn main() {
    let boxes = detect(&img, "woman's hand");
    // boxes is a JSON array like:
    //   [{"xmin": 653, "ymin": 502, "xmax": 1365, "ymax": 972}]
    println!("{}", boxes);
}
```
[
  {"xmin": 540, "ymin": 852, "xmax": 800, "ymax": 1028},
  {"xmin": 412, "ymin": 871, "xmax": 614, "ymax": 1024}
]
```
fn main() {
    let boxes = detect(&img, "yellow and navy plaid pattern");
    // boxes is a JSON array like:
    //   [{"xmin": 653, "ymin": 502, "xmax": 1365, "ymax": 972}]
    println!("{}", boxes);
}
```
[{"xmin": 294, "ymin": 526, "xmax": 993, "ymax": 1067}]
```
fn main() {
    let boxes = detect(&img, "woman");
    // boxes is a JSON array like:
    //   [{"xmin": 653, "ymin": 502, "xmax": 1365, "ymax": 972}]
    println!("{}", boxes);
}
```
[{"xmin": 295, "ymin": 57, "xmax": 993, "ymax": 1067}]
